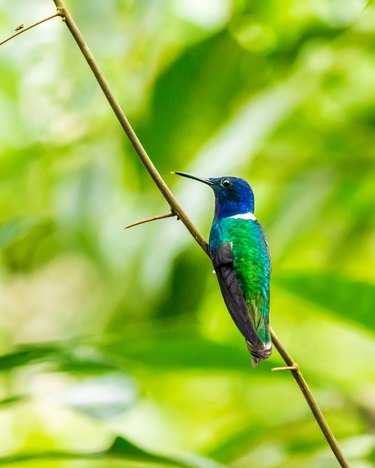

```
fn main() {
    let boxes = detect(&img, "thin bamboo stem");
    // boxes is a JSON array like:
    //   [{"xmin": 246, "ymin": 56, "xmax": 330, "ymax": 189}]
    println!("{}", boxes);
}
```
[{"xmin": 5, "ymin": 1, "xmax": 349, "ymax": 466}]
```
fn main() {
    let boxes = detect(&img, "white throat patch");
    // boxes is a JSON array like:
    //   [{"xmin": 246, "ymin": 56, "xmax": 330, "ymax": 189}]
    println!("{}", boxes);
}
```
[{"xmin": 231, "ymin": 212, "xmax": 256, "ymax": 221}]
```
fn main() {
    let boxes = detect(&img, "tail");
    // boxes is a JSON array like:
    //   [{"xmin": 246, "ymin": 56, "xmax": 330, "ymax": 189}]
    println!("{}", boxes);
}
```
[
  {"xmin": 246, "ymin": 339, "xmax": 272, "ymax": 367},
  {"xmin": 246, "ymin": 297, "xmax": 271, "ymax": 366}
]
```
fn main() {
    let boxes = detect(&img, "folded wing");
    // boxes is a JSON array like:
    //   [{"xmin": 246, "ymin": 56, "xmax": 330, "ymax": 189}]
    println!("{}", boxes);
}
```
[{"xmin": 210, "ymin": 241, "xmax": 272, "ymax": 366}]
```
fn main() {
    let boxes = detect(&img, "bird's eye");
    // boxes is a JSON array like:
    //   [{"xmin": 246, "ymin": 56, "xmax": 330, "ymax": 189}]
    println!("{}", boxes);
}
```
[{"xmin": 222, "ymin": 179, "xmax": 231, "ymax": 188}]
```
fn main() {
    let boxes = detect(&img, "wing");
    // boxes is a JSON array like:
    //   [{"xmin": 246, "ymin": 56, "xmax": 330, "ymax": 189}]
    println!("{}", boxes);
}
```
[{"xmin": 210, "ymin": 242, "xmax": 271, "ymax": 365}]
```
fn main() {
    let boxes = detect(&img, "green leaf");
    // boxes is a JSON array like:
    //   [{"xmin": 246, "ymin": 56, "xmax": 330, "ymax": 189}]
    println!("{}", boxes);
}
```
[
  {"xmin": 0, "ymin": 218, "xmax": 34, "ymax": 249},
  {"xmin": 107, "ymin": 436, "xmax": 188, "ymax": 466},
  {"xmin": 137, "ymin": 29, "xmax": 271, "ymax": 171},
  {"xmin": 0, "ymin": 435, "xmax": 222, "ymax": 467},
  {"xmin": 0, "ymin": 345, "xmax": 58, "ymax": 371},
  {"xmin": 274, "ymin": 272, "xmax": 375, "ymax": 332},
  {"xmin": 108, "ymin": 436, "xmax": 220, "ymax": 466},
  {"xmin": 0, "ymin": 395, "xmax": 26, "ymax": 407},
  {"xmin": 0, "ymin": 343, "xmax": 118, "ymax": 374},
  {"xmin": 101, "ymin": 330, "xmax": 275, "ymax": 373}
]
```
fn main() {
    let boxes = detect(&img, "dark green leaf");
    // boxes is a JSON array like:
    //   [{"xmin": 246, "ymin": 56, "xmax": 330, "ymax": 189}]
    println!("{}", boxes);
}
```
[
  {"xmin": 101, "ymin": 331, "xmax": 275, "ymax": 373},
  {"xmin": 274, "ymin": 272, "xmax": 375, "ymax": 332},
  {"xmin": 0, "ymin": 345, "xmax": 59, "ymax": 371}
]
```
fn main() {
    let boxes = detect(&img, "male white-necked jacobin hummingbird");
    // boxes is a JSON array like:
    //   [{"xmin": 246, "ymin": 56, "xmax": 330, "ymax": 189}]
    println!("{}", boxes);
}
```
[{"xmin": 175, "ymin": 172, "xmax": 272, "ymax": 366}]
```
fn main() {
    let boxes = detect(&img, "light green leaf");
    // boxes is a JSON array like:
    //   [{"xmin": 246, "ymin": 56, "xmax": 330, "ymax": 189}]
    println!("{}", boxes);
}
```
[
  {"xmin": 0, "ymin": 435, "xmax": 222, "ymax": 467},
  {"xmin": 0, "ymin": 219, "xmax": 34, "ymax": 249}
]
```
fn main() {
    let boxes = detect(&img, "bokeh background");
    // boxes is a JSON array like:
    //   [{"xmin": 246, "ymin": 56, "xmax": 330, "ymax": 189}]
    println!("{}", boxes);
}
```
[{"xmin": 0, "ymin": 0, "xmax": 374, "ymax": 467}]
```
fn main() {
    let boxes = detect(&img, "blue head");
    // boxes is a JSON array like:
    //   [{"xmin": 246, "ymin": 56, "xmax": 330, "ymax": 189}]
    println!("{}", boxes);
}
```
[{"xmin": 175, "ymin": 172, "xmax": 254, "ymax": 219}]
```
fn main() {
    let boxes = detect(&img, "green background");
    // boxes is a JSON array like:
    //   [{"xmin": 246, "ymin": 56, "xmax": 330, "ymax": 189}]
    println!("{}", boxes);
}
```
[{"xmin": 0, "ymin": 0, "xmax": 374, "ymax": 466}]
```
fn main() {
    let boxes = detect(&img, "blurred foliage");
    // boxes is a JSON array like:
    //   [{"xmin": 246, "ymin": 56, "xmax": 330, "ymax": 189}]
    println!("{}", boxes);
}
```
[{"xmin": 0, "ymin": 0, "xmax": 374, "ymax": 467}]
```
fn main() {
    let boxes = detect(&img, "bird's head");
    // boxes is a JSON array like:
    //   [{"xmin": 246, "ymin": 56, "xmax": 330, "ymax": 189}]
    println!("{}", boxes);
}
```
[{"xmin": 174, "ymin": 172, "xmax": 254, "ymax": 219}]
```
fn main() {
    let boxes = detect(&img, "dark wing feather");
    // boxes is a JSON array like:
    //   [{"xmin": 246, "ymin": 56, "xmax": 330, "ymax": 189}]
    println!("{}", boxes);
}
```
[{"xmin": 210, "ymin": 242, "xmax": 263, "ymax": 353}]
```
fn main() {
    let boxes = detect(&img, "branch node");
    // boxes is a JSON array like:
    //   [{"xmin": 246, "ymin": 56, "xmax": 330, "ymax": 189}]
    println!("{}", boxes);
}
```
[{"xmin": 58, "ymin": 9, "xmax": 66, "ymax": 21}]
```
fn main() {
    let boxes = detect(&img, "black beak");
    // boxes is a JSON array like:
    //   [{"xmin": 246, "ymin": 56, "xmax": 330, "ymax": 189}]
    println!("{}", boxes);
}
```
[{"xmin": 173, "ymin": 171, "xmax": 212, "ymax": 186}]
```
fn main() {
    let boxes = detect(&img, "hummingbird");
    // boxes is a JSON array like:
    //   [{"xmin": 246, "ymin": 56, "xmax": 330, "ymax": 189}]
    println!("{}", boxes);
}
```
[{"xmin": 175, "ymin": 172, "xmax": 272, "ymax": 366}]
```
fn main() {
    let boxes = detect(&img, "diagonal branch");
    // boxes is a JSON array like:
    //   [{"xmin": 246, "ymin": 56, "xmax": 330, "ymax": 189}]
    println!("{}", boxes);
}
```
[{"xmin": 3, "ymin": 1, "xmax": 349, "ymax": 466}]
